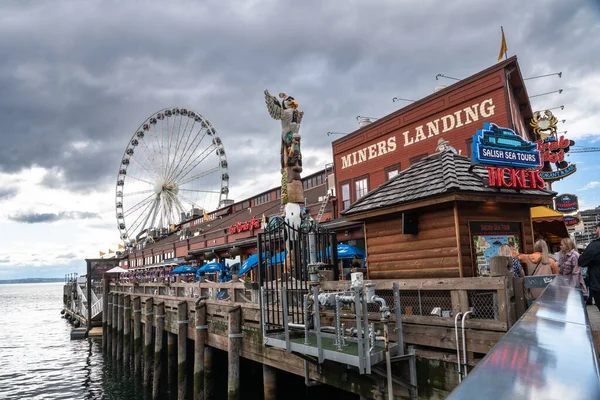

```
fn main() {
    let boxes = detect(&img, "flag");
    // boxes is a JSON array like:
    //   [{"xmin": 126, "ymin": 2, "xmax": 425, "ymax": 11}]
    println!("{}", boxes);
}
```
[
  {"xmin": 118, "ymin": 244, "xmax": 124, "ymax": 250},
  {"xmin": 203, "ymin": 210, "xmax": 209, "ymax": 221},
  {"xmin": 99, "ymin": 251, "xmax": 106, "ymax": 257},
  {"xmin": 108, "ymin": 249, "xmax": 115, "ymax": 254},
  {"xmin": 497, "ymin": 27, "xmax": 507, "ymax": 62}
]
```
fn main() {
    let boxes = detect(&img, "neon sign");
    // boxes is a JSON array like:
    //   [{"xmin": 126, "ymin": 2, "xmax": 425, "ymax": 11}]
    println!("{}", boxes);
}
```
[
  {"xmin": 485, "ymin": 167, "xmax": 545, "ymax": 189},
  {"xmin": 535, "ymin": 136, "xmax": 577, "ymax": 181},
  {"xmin": 472, "ymin": 123, "xmax": 541, "ymax": 169},
  {"xmin": 229, "ymin": 216, "xmax": 260, "ymax": 234}
]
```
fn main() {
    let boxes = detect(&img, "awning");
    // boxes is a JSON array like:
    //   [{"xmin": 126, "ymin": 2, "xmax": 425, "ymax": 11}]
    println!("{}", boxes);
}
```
[
  {"xmin": 531, "ymin": 206, "xmax": 564, "ymax": 222},
  {"xmin": 531, "ymin": 206, "xmax": 568, "ymax": 239}
]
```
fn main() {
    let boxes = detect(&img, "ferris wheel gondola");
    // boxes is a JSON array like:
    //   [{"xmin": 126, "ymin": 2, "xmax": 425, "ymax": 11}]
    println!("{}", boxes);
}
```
[{"xmin": 115, "ymin": 107, "xmax": 229, "ymax": 245}]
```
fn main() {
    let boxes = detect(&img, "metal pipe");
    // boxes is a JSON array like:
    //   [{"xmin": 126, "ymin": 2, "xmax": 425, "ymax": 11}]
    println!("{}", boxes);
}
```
[
  {"xmin": 384, "ymin": 320, "xmax": 393, "ymax": 400},
  {"xmin": 454, "ymin": 312, "xmax": 463, "ymax": 382},
  {"xmin": 461, "ymin": 310, "xmax": 473, "ymax": 379},
  {"xmin": 335, "ymin": 295, "xmax": 342, "ymax": 350}
]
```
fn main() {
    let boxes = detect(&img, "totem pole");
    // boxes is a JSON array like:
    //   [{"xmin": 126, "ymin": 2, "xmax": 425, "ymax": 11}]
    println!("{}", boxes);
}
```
[{"xmin": 264, "ymin": 89, "xmax": 305, "ymax": 269}]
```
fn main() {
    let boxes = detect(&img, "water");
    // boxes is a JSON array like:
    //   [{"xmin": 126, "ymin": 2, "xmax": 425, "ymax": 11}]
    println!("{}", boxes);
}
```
[{"xmin": 0, "ymin": 283, "xmax": 357, "ymax": 400}]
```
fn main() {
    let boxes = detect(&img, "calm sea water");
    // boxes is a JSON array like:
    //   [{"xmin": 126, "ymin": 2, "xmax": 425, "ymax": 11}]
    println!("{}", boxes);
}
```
[{"xmin": 0, "ymin": 283, "xmax": 356, "ymax": 400}]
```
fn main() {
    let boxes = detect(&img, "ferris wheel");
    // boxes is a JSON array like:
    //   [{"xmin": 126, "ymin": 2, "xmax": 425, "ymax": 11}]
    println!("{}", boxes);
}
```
[{"xmin": 115, "ymin": 107, "xmax": 229, "ymax": 244}]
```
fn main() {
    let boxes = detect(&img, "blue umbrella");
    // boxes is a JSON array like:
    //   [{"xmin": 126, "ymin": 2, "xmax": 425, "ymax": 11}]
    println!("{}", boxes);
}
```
[
  {"xmin": 269, "ymin": 251, "xmax": 287, "ymax": 265},
  {"xmin": 239, "ymin": 253, "xmax": 270, "ymax": 276},
  {"xmin": 325, "ymin": 244, "xmax": 365, "ymax": 259},
  {"xmin": 198, "ymin": 262, "xmax": 223, "ymax": 273},
  {"xmin": 172, "ymin": 265, "xmax": 197, "ymax": 274}
]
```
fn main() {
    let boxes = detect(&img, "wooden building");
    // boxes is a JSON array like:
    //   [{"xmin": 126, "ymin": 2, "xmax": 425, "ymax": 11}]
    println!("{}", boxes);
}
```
[
  {"xmin": 342, "ymin": 149, "xmax": 554, "ymax": 279},
  {"xmin": 331, "ymin": 56, "xmax": 533, "ymax": 219}
]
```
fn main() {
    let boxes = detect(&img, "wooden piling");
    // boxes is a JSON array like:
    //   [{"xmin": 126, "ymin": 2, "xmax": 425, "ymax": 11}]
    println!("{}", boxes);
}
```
[
  {"xmin": 123, "ymin": 295, "xmax": 131, "ymax": 367},
  {"xmin": 227, "ymin": 306, "xmax": 242, "ymax": 400},
  {"xmin": 168, "ymin": 332, "xmax": 177, "ymax": 388},
  {"xmin": 106, "ymin": 293, "xmax": 113, "ymax": 356},
  {"xmin": 102, "ymin": 276, "xmax": 109, "ymax": 352},
  {"xmin": 144, "ymin": 298, "xmax": 154, "ymax": 388},
  {"xmin": 153, "ymin": 302, "xmax": 165, "ymax": 399},
  {"xmin": 178, "ymin": 301, "xmax": 188, "ymax": 400},
  {"xmin": 194, "ymin": 302, "xmax": 207, "ymax": 400},
  {"xmin": 133, "ymin": 296, "xmax": 142, "ymax": 376},
  {"xmin": 262, "ymin": 364, "xmax": 277, "ymax": 400},
  {"xmin": 117, "ymin": 294, "xmax": 124, "ymax": 361},
  {"xmin": 204, "ymin": 346, "xmax": 214, "ymax": 400},
  {"xmin": 112, "ymin": 292, "xmax": 118, "ymax": 359}
]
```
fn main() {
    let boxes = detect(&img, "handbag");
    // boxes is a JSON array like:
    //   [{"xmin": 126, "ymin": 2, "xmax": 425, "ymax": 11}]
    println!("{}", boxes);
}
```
[{"xmin": 525, "ymin": 260, "xmax": 542, "ymax": 300}]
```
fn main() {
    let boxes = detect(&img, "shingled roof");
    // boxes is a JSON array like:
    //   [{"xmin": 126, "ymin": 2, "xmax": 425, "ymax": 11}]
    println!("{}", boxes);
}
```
[{"xmin": 342, "ymin": 150, "xmax": 554, "ymax": 216}]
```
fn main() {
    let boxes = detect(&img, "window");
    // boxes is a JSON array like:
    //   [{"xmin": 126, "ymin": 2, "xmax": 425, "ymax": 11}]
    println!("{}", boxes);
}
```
[
  {"xmin": 409, "ymin": 153, "xmax": 428, "ymax": 166},
  {"xmin": 341, "ymin": 182, "xmax": 351, "ymax": 210},
  {"xmin": 355, "ymin": 177, "xmax": 368, "ymax": 200},
  {"xmin": 385, "ymin": 164, "xmax": 400, "ymax": 181},
  {"xmin": 254, "ymin": 193, "xmax": 269, "ymax": 206},
  {"xmin": 234, "ymin": 203, "xmax": 243, "ymax": 212},
  {"xmin": 275, "ymin": 189, "xmax": 281, "ymax": 199}
]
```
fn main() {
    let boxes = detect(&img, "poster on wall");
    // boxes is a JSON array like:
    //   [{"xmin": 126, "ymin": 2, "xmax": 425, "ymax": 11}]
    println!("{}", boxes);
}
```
[{"xmin": 469, "ymin": 222, "xmax": 521, "ymax": 277}]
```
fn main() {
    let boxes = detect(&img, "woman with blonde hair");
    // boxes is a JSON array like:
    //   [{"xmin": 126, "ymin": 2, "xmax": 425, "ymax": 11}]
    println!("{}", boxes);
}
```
[
  {"xmin": 560, "ymin": 237, "xmax": 588, "ymax": 296},
  {"xmin": 498, "ymin": 244, "xmax": 523, "ymax": 278},
  {"xmin": 513, "ymin": 239, "xmax": 559, "ymax": 298}
]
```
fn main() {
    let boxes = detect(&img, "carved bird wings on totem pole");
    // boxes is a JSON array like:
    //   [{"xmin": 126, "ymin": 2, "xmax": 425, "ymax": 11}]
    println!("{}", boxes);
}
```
[{"xmin": 264, "ymin": 89, "xmax": 304, "ymax": 170}]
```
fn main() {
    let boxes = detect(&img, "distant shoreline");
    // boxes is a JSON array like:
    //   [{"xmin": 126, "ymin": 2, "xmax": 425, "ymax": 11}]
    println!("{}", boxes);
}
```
[{"xmin": 0, "ymin": 278, "xmax": 64, "ymax": 284}]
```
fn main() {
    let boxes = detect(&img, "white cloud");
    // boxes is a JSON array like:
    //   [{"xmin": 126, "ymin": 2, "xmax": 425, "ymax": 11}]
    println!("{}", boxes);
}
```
[{"xmin": 578, "ymin": 181, "xmax": 600, "ymax": 191}]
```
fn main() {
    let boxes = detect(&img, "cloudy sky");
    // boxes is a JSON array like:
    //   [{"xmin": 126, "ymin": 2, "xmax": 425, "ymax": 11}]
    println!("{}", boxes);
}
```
[{"xmin": 1, "ymin": 0, "xmax": 599, "ymax": 279}]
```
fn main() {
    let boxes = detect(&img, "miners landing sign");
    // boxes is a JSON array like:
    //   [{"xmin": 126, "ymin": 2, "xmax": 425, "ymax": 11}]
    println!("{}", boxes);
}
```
[{"xmin": 340, "ymin": 98, "xmax": 496, "ymax": 169}]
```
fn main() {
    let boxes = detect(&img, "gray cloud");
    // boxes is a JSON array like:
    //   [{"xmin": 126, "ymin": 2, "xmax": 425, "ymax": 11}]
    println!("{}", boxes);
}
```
[
  {"xmin": 0, "ymin": 187, "xmax": 18, "ymax": 200},
  {"xmin": 8, "ymin": 211, "xmax": 101, "ymax": 224},
  {"xmin": 56, "ymin": 253, "xmax": 78, "ymax": 260},
  {"xmin": 0, "ymin": 0, "xmax": 598, "ymax": 198}
]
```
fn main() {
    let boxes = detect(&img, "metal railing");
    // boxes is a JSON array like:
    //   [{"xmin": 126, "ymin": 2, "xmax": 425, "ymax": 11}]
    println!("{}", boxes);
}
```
[{"xmin": 447, "ymin": 275, "xmax": 600, "ymax": 399}]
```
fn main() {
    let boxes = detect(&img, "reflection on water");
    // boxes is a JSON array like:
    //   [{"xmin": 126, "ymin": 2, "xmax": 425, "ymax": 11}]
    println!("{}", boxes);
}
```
[{"xmin": 0, "ymin": 283, "xmax": 357, "ymax": 399}]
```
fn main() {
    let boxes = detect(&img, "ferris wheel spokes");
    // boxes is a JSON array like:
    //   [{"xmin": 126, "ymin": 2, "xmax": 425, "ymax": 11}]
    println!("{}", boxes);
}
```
[{"xmin": 116, "ymin": 107, "xmax": 228, "ymax": 244}]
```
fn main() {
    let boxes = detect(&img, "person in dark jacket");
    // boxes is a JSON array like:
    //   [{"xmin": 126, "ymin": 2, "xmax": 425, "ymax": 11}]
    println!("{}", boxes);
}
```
[{"xmin": 579, "ymin": 222, "xmax": 600, "ymax": 311}]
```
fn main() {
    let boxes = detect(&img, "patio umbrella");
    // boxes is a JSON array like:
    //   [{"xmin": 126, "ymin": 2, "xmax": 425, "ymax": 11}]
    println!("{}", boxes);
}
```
[
  {"xmin": 172, "ymin": 265, "xmax": 197, "ymax": 274},
  {"xmin": 325, "ymin": 244, "xmax": 365, "ymax": 259},
  {"xmin": 198, "ymin": 262, "xmax": 223, "ymax": 273},
  {"xmin": 268, "ymin": 251, "xmax": 287, "ymax": 265},
  {"xmin": 106, "ymin": 266, "xmax": 128, "ymax": 274},
  {"xmin": 238, "ymin": 252, "xmax": 269, "ymax": 275}
]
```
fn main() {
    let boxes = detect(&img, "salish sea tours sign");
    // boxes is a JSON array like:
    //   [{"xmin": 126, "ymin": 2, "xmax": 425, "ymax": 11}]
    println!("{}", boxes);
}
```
[
  {"xmin": 554, "ymin": 193, "xmax": 579, "ymax": 213},
  {"xmin": 471, "ymin": 123, "xmax": 544, "ymax": 190},
  {"xmin": 472, "ymin": 123, "xmax": 541, "ymax": 169},
  {"xmin": 340, "ymin": 98, "xmax": 496, "ymax": 169}
]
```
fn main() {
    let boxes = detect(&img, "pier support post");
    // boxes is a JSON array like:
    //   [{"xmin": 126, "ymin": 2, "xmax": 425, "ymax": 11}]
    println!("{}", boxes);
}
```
[
  {"xmin": 205, "ymin": 346, "xmax": 214, "ymax": 400},
  {"xmin": 123, "ymin": 295, "xmax": 131, "ymax": 367},
  {"xmin": 194, "ymin": 301, "xmax": 207, "ymax": 400},
  {"xmin": 112, "ymin": 292, "xmax": 118, "ymax": 359},
  {"xmin": 133, "ymin": 296, "xmax": 142, "ymax": 376},
  {"xmin": 144, "ymin": 298, "xmax": 154, "ymax": 388},
  {"xmin": 168, "ymin": 332, "xmax": 177, "ymax": 388},
  {"xmin": 102, "ymin": 276, "xmax": 109, "ymax": 352},
  {"xmin": 106, "ymin": 293, "xmax": 113, "ymax": 357},
  {"xmin": 117, "ymin": 294, "xmax": 124, "ymax": 361},
  {"xmin": 153, "ymin": 302, "xmax": 165, "ymax": 399},
  {"xmin": 263, "ymin": 364, "xmax": 277, "ymax": 400},
  {"xmin": 227, "ymin": 305, "xmax": 242, "ymax": 400},
  {"xmin": 178, "ymin": 301, "xmax": 188, "ymax": 400}
]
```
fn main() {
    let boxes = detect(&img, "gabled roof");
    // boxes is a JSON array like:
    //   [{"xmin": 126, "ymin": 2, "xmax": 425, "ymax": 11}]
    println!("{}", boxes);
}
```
[{"xmin": 342, "ymin": 150, "xmax": 554, "ymax": 216}]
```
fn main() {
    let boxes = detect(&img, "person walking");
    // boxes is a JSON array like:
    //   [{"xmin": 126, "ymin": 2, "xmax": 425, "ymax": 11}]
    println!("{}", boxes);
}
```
[
  {"xmin": 560, "ymin": 237, "xmax": 588, "ymax": 297},
  {"xmin": 579, "ymin": 223, "xmax": 600, "ymax": 311}
]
